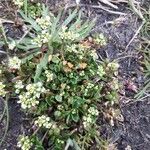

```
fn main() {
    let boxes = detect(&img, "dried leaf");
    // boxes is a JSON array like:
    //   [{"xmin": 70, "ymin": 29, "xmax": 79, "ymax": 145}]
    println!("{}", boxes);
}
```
[
  {"xmin": 79, "ymin": 63, "xmax": 87, "ymax": 69},
  {"xmin": 125, "ymin": 80, "xmax": 138, "ymax": 92},
  {"xmin": 64, "ymin": 67, "xmax": 72, "ymax": 73},
  {"xmin": 67, "ymin": 62, "xmax": 74, "ymax": 68}
]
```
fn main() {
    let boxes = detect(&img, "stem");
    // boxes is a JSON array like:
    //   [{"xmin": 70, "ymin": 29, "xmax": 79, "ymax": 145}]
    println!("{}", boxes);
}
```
[
  {"xmin": 24, "ymin": 0, "xmax": 28, "ymax": 16},
  {"xmin": 0, "ymin": 24, "xmax": 8, "ymax": 47},
  {"xmin": 0, "ymin": 100, "xmax": 6, "ymax": 122},
  {"xmin": 0, "ymin": 94, "xmax": 9, "ymax": 147},
  {"xmin": 0, "ymin": 22, "xmax": 9, "ymax": 59},
  {"xmin": 32, "ymin": 126, "xmax": 41, "ymax": 136},
  {"xmin": 41, "ymin": 130, "xmax": 49, "ymax": 143}
]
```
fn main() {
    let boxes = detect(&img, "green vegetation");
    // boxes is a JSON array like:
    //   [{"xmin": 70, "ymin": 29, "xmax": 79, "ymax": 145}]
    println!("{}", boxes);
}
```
[
  {"xmin": 0, "ymin": 1, "xmax": 120, "ymax": 149},
  {"xmin": 135, "ymin": 6, "xmax": 150, "ymax": 98}
]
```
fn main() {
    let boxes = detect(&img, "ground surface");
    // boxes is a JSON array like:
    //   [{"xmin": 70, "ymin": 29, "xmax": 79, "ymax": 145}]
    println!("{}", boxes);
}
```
[{"xmin": 0, "ymin": 0, "xmax": 149, "ymax": 150}]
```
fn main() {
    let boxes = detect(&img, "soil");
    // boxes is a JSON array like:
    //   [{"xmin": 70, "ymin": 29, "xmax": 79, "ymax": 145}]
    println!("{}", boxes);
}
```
[
  {"xmin": 0, "ymin": 98, "xmax": 26, "ymax": 150},
  {"xmin": 118, "ymin": 98, "xmax": 150, "ymax": 150},
  {"xmin": 0, "ymin": 0, "xmax": 149, "ymax": 150}
]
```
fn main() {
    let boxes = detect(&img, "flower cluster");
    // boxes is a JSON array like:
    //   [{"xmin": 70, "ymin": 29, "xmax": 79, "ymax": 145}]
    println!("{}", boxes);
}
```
[
  {"xmin": 18, "ymin": 82, "xmax": 46, "ymax": 109},
  {"xmin": 32, "ymin": 30, "xmax": 51, "ymax": 47},
  {"xmin": 107, "ymin": 62, "xmax": 119, "ymax": 71},
  {"xmin": 36, "ymin": 16, "xmax": 51, "ymax": 29},
  {"xmin": 66, "ymin": 44, "xmax": 86, "ymax": 60},
  {"xmin": 13, "ymin": 0, "xmax": 24, "ymax": 8},
  {"xmin": 26, "ymin": 82, "xmax": 46, "ymax": 97},
  {"xmin": 28, "ymin": 3, "xmax": 42, "ymax": 19},
  {"xmin": 8, "ymin": 56, "xmax": 21, "ymax": 70},
  {"xmin": 83, "ymin": 107, "xmax": 99, "ymax": 129},
  {"xmin": 56, "ymin": 139, "xmax": 64, "ymax": 144},
  {"xmin": 0, "ymin": 82, "xmax": 6, "ymax": 97},
  {"xmin": 90, "ymin": 50, "xmax": 99, "ymax": 60},
  {"xmin": 18, "ymin": 94, "xmax": 39, "ymax": 109},
  {"xmin": 110, "ymin": 78, "xmax": 119, "ymax": 90},
  {"xmin": 87, "ymin": 83, "xmax": 94, "ymax": 89},
  {"xmin": 88, "ymin": 107, "xmax": 99, "ymax": 116},
  {"xmin": 97, "ymin": 65, "xmax": 105, "ymax": 78},
  {"xmin": 59, "ymin": 26, "xmax": 79, "ymax": 41},
  {"xmin": 45, "ymin": 70, "xmax": 53, "ymax": 82},
  {"xmin": 15, "ymin": 80, "xmax": 24, "ymax": 94},
  {"xmin": 84, "ymin": 82, "xmax": 95, "ymax": 96},
  {"xmin": 93, "ymin": 33, "xmax": 107, "ymax": 46},
  {"xmin": 34, "ymin": 115, "xmax": 53, "ymax": 128},
  {"xmin": 66, "ymin": 44, "xmax": 79, "ymax": 53},
  {"xmin": 17, "ymin": 135, "xmax": 32, "ymax": 150}
]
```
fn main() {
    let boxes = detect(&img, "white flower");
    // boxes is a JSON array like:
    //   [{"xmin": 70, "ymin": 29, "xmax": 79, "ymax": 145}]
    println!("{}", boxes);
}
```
[
  {"xmin": 18, "ymin": 82, "xmax": 46, "ymax": 109},
  {"xmin": 59, "ymin": 26, "xmax": 79, "ymax": 41},
  {"xmin": 17, "ymin": 135, "xmax": 32, "ymax": 150},
  {"xmin": 83, "ymin": 107, "xmax": 99, "ymax": 129},
  {"xmin": 90, "ymin": 50, "xmax": 98, "ymax": 60},
  {"xmin": 107, "ymin": 62, "xmax": 119, "ymax": 71},
  {"xmin": 88, "ymin": 107, "xmax": 99, "ymax": 116},
  {"xmin": 26, "ymin": 82, "xmax": 46, "ymax": 96},
  {"xmin": 32, "ymin": 31, "xmax": 51, "ymax": 47},
  {"xmin": 79, "ymin": 71, "xmax": 85, "ymax": 76},
  {"xmin": 97, "ymin": 65, "xmax": 105, "ymax": 77},
  {"xmin": 0, "ymin": 82, "xmax": 6, "ymax": 97},
  {"xmin": 45, "ymin": 70, "xmax": 53, "ymax": 82},
  {"xmin": 15, "ymin": 80, "xmax": 24, "ymax": 94},
  {"xmin": 13, "ymin": 0, "xmax": 24, "ymax": 8},
  {"xmin": 87, "ymin": 83, "xmax": 94, "ymax": 89},
  {"xmin": 56, "ymin": 139, "xmax": 64, "ymax": 144},
  {"xmin": 18, "ymin": 93, "xmax": 39, "ymax": 109},
  {"xmin": 94, "ymin": 33, "xmax": 107, "ymax": 46},
  {"xmin": 36, "ymin": 16, "xmax": 51, "ymax": 29},
  {"xmin": 34, "ymin": 115, "xmax": 52, "ymax": 129},
  {"xmin": 83, "ymin": 115, "xmax": 92, "ymax": 129},
  {"xmin": 8, "ymin": 56, "xmax": 21, "ymax": 70},
  {"xmin": 8, "ymin": 41, "xmax": 16, "ymax": 50}
]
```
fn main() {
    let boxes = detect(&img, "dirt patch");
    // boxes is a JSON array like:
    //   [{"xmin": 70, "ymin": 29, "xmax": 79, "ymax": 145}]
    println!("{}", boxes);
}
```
[
  {"xmin": 118, "ymin": 98, "xmax": 150, "ymax": 150},
  {"xmin": 0, "ymin": 98, "xmax": 26, "ymax": 149}
]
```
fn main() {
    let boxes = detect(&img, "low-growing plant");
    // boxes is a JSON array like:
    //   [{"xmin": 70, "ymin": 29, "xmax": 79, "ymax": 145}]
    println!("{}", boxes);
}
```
[
  {"xmin": 135, "ymin": 7, "xmax": 150, "ymax": 98},
  {"xmin": 0, "ymin": 3, "xmax": 119, "ymax": 150}
]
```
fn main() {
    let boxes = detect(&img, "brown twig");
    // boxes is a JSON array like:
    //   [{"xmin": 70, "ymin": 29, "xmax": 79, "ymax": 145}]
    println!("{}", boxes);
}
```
[
  {"xmin": 65, "ymin": 4, "xmax": 126, "ymax": 16},
  {"xmin": 125, "ymin": 21, "xmax": 145, "ymax": 50}
]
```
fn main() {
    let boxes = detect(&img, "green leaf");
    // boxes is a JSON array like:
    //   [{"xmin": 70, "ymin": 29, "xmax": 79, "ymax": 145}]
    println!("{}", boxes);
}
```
[
  {"xmin": 72, "ymin": 139, "xmax": 81, "ymax": 150},
  {"xmin": 16, "ymin": 44, "xmax": 38, "ymax": 51},
  {"xmin": 65, "ymin": 138, "xmax": 74, "ymax": 150},
  {"xmin": 19, "ymin": 10, "xmax": 41, "ymax": 32},
  {"xmin": 0, "ymin": 41, "xmax": 5, "ymax": 46},
  {"xmin": 71, "ymin": 113, "xmax": 79, "ymax": 122},
  {"xmin": 78, "ymin": 20, "xmax": 95, "ymax": 40},
  {"xmin": 51, "ymin": 11, "xmax": 62, "ymax": 37},
  {"xmin": 52, "ymin": 56, "xmax": 60, "ymax": 63},
  {"xmin": 55, "ymin": 95, "xmax": 62, "ymax": 102},
  {"xmin": 42, "ymin": 4, "xmax": 49, "ymax": 16},
  {"xmin": 24, "ymin": 0, "xmax": 28, "ymax": 16},
  {"xmin": 62, "ymin": 9, "xmax": 78, "ymax": 27},
  {"xmin": 65, "ymin": 138, "xmax": 81, "ymax": 150},
  {"xmin": 21, "ymin": 50, "xmax": 39, "ymax": 64},
  {"xmin": 34, "ymin": 52, "xmax": 49, "ymax": 82},
  {"xmin": 69, "ymin": 11, "xmax": 82, "ymax": 31}
]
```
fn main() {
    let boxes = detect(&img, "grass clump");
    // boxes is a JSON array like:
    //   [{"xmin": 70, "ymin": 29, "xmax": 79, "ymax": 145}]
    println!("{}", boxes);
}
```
[{"xmin": 135, "ymin": 7, "xmax": 150, "ymax": 98}]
